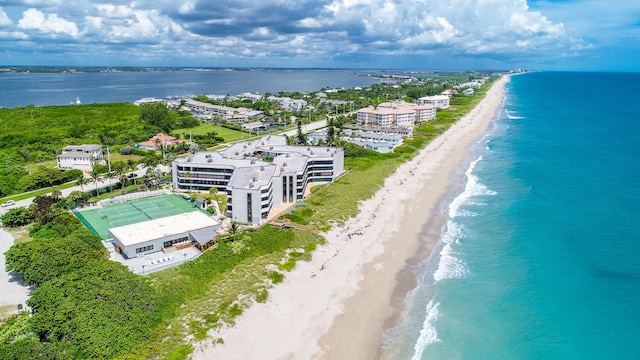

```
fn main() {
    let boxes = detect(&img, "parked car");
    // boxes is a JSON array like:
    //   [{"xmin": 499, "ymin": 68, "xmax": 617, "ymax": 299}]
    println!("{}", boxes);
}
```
[{"xmin": 1, "ymin": 200, "xmax": 16, "ymax": 208}]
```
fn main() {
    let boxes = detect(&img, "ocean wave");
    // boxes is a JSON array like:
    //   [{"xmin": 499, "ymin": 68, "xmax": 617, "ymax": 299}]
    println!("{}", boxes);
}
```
[
  {"xmin": 433, "ymin": 221, "xmax": 469, "ymax": 281},
  {"xmin": 505, "ymin": 109, "xmax": 524, "ymax": 119},
  {"xmin": 448, "ymin": 156, "xmax": 497, "ymax": 219},
  {"xmin": 411, "ymin": 300, "xmax": 441, "ymax": 360}
]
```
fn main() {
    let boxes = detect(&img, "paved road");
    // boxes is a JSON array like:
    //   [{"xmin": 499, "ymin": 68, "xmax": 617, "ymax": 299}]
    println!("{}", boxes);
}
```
[
  {"xmin": 0, "ymin": 164, "xmax": 171, "ymax": 216},
  {"xmin": 281, "ymin": 119, "xmax": 328, "ymax": 137}
]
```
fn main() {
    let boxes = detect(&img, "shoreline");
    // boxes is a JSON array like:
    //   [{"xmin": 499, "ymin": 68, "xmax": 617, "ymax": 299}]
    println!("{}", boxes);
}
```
[{"xmin": 192, "ymin": 75, "xmax": 509, "ymax": 359}]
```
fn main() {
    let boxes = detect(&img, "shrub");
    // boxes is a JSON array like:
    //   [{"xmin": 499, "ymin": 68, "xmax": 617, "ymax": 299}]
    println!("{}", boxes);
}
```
[
  {"xmin": 119, "ymin": 146, "xmax": 133, "ymax": 155},
  {"xmin": 266, "ymin": 271, "xmax": 284, "ymax": 284}
]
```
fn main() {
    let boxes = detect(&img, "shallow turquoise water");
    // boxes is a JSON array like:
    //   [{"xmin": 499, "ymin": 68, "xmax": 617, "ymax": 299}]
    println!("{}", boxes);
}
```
[{"xmin": 383, "ymin": 72, "xmax": 640, "ymax": 359}]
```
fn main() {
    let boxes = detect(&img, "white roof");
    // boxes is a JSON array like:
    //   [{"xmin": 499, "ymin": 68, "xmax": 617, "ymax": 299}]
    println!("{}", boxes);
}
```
[{"xmin": 109, "ymin": 211, "xmax": 220, "ymax": 247}]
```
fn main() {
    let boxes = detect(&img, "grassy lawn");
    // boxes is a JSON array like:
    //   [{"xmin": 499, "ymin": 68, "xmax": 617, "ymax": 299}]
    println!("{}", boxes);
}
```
[
  {"xmin": 107, "ymin": 152, "xmax": 145, "ymax": 163},
  {"xmin": 24, "ymin": 160, "xmax": 57, "ymax": 173},
  {"xmin": 0, "ymin": 181, "xmax": 79, "ymax": 202},
  {"xmin": 173, "ymin": 124, "xmax": 247, "ymax": 143}
]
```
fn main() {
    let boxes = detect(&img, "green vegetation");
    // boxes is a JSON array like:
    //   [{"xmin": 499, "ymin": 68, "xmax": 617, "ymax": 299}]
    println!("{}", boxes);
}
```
[
  {"xmin": 0, "ymin": 195, "xmax": 323, "ymax": 359},
  {"xmin": 0, "ymin": 101, "xmax": 204, "ymax": 198},
  {"xmin": 0, "ymin": 73, "xmax": 498, "ymax": 359},
  {"xmin": 0, "ymin": 209, "xmax": 159, "ymax": 359},
  {"xmin": 173, "ymin": 123, "xmax": 248, "ymax": 143}
]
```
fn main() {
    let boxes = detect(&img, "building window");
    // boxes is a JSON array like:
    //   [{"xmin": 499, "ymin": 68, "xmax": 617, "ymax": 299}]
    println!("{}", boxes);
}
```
[
  {"xmin": 247, "ymin": 193, "xmax": 253, "ymax": 222},
  {"xmin": 283, "ymin": 178, "xmax": 287, "ymax": 202},
  {"xmin": 163, "ymin": 236, "xmax": 189, "ymax": 248},
  {"xmin": 136, "ymin": 245, "xmax": 154, "ymax": 253},
  {"xmin": 288, "ymin": 176, "xmax": 294, "ymax": 202}
]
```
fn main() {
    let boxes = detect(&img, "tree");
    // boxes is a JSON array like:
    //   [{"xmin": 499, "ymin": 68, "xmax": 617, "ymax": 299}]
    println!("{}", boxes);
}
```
[
  {"xmin": 50, "ymin": 186, "xmax": 62, "ymax": 199},
  {"xmin": 67, "ymin": 190, "xmax": 89, "ymax": 207},
  {"xmin": 76, "ymin": 176, "xmax": 90, "ymax": 192},
  {"xmin": 0, "ymin": 207, "xmax": 33, "ymax": 227},
  {"xmin": 89, "ymin": 168, "xmax": 102, "ymax": 196},
  {"xmin": 327, "ymin": 118, "xmax": 336, "ymax": 146},
  {"xmin": 229, "ymin": 221, "xmax": 240, "ymax": 242},
  {"xmin": 30, "ymin": 195, "xmax": 60, "ymax": 225},
  {"xmin": 126, "ymin": 159, "xmax": 137, "ymax": 177},
  {"xmin": 296, "ymin": 119, "xmax": 306, "ymax": 145},
  {"xmin": 140, "ymin": 102, "xmax": 173, "ymax": 133}
]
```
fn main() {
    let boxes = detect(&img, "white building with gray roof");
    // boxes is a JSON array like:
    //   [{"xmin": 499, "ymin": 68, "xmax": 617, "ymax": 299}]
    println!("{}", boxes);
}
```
[{"xmin": 172, "ymin": 135, "xmax": 344, "ymax": 224}]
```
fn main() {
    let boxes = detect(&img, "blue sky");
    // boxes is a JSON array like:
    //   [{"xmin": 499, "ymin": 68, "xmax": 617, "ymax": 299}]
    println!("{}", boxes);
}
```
[{"xmin": 0, "ymin": 0, "xmax": 637, "ymax": 71}]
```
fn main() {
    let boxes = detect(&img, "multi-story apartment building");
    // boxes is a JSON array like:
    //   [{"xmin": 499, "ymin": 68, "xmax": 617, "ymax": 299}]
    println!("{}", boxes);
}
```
[
  {"xmin": 183, "ymin": 99, "xmax": 262, "ymax": 123},
  {"xmin": 417, "ymin": 95, "xmax": 450, "ymax": 109},
  {"xmin": 172, "ymin": 135, "xmax": 344, "ymax": 225},
  {"xmin": 357, "ymin": 101, "xmax": 436, "ymax": 129}
]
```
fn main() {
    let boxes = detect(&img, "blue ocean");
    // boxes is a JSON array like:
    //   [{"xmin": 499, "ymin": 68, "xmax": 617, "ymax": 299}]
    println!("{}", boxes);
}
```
[{"xmin": 382, "ymin": 72, "xmax": 640, "ymax": 359}]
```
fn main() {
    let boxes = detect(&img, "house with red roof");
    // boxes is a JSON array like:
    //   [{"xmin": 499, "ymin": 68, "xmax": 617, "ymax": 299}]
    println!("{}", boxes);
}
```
[{"xmin": 137, "ymin": 133, "xmax": 184, "ymax": 150}]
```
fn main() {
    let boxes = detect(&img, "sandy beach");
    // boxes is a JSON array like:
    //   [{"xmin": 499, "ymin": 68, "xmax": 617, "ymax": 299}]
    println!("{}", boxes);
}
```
[{"xmin": 192, "ymin": 75, "xmax": 509, "ymax": 360}]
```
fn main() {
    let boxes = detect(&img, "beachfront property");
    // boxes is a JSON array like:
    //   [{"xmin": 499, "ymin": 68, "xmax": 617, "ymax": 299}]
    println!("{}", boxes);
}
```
[
  {"xmin": 357, "ymin": 101, "xmax": 436, "ymax": 130},
  {"xmin": 137, "ymin": 133, "xmax": 184, "ymax": 150},
  {"xmin": 417, "ymin": 95, "xmax": 450, "ymax": 109},
  {"xmin": 172, "ymin": 135, "xmax": 344, "ymax": 224},
  {"xmin": 183, "ymin": 99, "xmax": 263, "ymax": 123},
  {"xmin": 307, "ymin": 129, "xmax": 403, "ymax": 153},
  {"xmin": 110, "ymin": 211, "xmax": 222, "ymax": 259},
  {"xmin": 56, "ymin": 144, "xmax": 105, "ymax": 171}
]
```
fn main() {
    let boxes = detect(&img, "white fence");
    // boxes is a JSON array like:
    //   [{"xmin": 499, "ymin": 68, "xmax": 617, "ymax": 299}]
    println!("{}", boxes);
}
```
[{"xmin": 99, "ymin": 189, "xmax": 171, "ymax": 207}]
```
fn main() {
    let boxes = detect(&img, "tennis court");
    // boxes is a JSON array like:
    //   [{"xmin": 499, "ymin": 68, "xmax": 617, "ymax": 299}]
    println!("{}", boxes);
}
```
[{"xmin": 75, "ymin": 194, "xmax": 206, "ymax": 239}]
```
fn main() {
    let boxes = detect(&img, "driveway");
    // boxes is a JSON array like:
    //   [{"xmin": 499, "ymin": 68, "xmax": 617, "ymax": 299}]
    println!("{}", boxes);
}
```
[{"xmin": 0, "ymin": 229, "xmax": 31, "ymax": 312}]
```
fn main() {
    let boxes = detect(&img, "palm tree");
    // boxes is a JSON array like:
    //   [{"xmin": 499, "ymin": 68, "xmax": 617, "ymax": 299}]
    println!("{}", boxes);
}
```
[
  {"xmin": 126, "ymin": 159, "xmax": 137, "ymax": 177},
  {"xmin": 51, "ymin": 187, "xmax": 62, "ymax": 199},
  {"xmin": 76, "ymin": 176, "xmax": 91, "ymax": 192},
  {"xmin": 119, "ymin": 173, "xmax": 129, "ymax": 190},
  {"xmin": 89, "ymin": 168, "xmax": 102, "ymax": 196},
  {"xmin": 229, "ymin": 221, "xmax": 240, "ymax": 242}
]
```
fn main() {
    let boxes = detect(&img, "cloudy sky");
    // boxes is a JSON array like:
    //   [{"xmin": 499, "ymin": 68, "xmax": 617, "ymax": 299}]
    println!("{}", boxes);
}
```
[{"xmin": 0, "ymin": 0, "xmax": 637, "ymax": 70}]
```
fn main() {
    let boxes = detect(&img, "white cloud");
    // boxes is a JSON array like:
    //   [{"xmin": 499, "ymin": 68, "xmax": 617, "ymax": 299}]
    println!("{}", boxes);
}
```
[
  {"xmin": 0, "ymin": 7, "xmax": 13, "ymax": 27},
  {"xmin": 0, "ymin": 0, "xmax": 602, "ymax": 68},
  {"xmin": 17, "ymin": 8, "xmax": 79, "ymax": 38},
  {"xmin": 93, "ymin": 4, "xmax": 135, "ymax": 19},
  {"xmin": 0, "ymin": 30, "xmax": 28, "ymax": 40}
]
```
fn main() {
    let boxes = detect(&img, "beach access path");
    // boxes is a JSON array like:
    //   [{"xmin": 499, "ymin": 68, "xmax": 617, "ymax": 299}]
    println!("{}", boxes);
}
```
[{"xmin": 193, "ymin": 75, "xmax": 510, "ymax": 360}]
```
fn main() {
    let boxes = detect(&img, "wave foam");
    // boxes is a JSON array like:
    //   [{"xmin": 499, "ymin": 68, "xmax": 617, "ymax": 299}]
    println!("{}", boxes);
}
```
[
  {"xmin": 433, "ymin": 221, "xmax": 469, "ymax": 282},
  {"xmin": 411, "ymin": 300, "xmax": 441, "ymax": 360},
  {"xmin": 448, "ymin": 156, "xmax": 497, "ymax": 219}
]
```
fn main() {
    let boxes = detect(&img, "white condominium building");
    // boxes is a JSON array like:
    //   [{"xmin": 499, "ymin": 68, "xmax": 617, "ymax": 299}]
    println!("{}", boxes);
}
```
[
  {"xmin": 357, "ymin": 101, "xmax": 436, "ymax": 129},
  {"xmin": 417, "ymin": 95, "xmax": 450, "ymax": 109},
  {"xmin": 172, "ymin": 135, "xmax": 344, "ymax": 225}
]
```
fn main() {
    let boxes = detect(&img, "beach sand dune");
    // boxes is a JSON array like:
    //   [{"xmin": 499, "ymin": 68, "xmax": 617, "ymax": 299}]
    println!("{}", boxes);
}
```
[{"xmin": 192, "ymin": 76, "xmax": 509, "ymax": 360}]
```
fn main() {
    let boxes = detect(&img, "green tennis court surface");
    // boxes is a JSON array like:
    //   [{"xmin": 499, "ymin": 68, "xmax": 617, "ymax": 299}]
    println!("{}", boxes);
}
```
[{"xmin": 75, "ymin": 194, "xmax": 206, "ymax": 239}]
